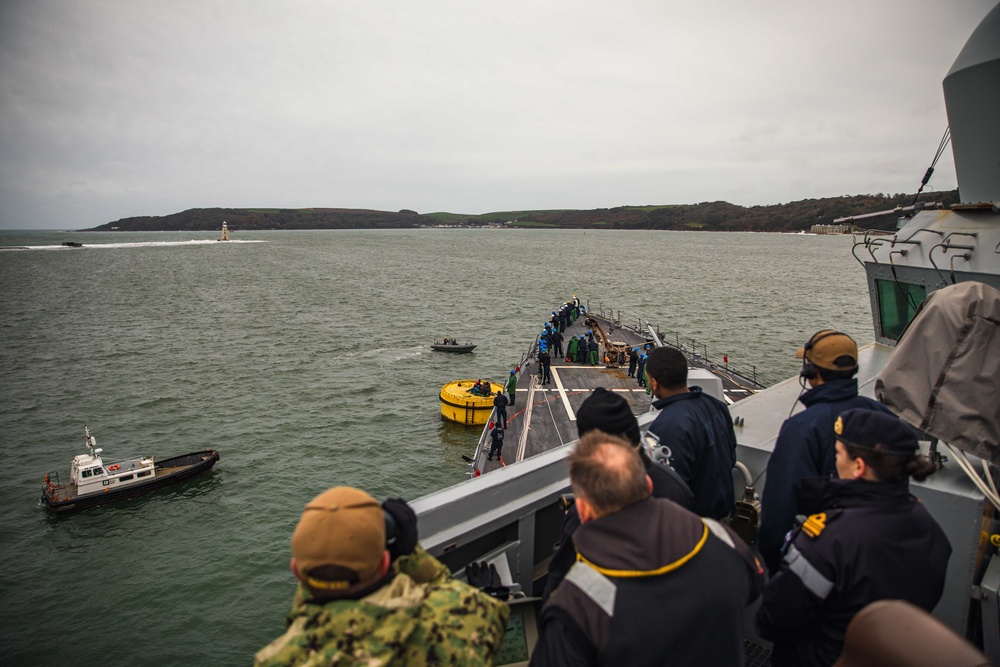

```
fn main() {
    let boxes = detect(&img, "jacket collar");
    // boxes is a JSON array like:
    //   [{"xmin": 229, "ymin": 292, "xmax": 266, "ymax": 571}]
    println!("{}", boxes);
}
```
[
  {"xmin": 799, "ymin": 378, "xmax": 859, "ymax": 407},
  {"xmin": 652, "ymin": 385, "xmax": 703, "ymax": 409},
  {"xmin": 799, "ymin": 476, "xmax": 912, "ymax": 515},
  {"xmin": 574, "ymin": 497, "xmax": 706, "ymax": 573}
]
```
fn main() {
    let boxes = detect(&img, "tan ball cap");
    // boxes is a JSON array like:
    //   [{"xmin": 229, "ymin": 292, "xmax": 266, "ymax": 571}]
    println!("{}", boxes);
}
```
[{"xmin": 291, "ymin": 486, "xmax": 385, "ymax": 597}]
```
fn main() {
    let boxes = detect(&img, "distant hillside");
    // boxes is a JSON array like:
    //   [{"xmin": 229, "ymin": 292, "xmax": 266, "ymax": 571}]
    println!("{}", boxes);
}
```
[
  {"xmin": 88, "ymin": 207, "xmax": 424, "ymax": 232},
  {"xmin": 88, "ymin": 192, "xmax": 958, "ymax": 233}
]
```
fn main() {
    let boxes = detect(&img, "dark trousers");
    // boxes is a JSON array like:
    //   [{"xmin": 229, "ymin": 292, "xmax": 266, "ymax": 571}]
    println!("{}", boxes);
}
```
[{"xmin": 496, "ymin": 407, "xmax": 507, "ymax": 429}]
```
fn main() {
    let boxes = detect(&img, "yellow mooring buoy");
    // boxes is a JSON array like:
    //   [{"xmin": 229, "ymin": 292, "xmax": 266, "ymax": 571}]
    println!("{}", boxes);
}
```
[{"xmin": 439, "ymin": 379, "xmax": 499, "ymax": 425}]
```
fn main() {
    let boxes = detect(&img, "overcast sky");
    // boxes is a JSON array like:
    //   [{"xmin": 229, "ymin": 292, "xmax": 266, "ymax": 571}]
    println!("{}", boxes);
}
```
[{"xmin": 0, "ymin": 1, "xmax": 994, "ymax": 229}]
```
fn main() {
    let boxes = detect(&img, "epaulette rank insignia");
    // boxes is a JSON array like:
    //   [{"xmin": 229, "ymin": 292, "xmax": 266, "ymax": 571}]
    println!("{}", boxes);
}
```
[{"xmin": 802, "ymin": 513, "xmax": 828, "ymax": 538}]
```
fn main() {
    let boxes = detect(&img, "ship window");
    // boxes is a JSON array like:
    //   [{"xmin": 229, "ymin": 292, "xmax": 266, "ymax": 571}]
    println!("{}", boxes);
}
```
[
  {"xmin": 137, "ymin": 471, "xmax": 151, "ymax": 478},
  {"xmin": 94, "ymin": 467, "xmax": 104, "ymax": 475},
  {"xmin": 119, "ymin": 474, "xmax": 134, "ymax": 481},
  {"xmin": 82, "ymin": 469, "xmax": 92, "ymax": 478},
  {"xmin": 876, "ymin": 279, "xmax": 927, "ymax": 341}
]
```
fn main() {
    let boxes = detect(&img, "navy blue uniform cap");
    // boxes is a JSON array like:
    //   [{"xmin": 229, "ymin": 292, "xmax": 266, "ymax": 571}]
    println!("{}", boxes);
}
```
[{"xmin": 835, "ymin": 408, "xmax": 917, "ymax": 453}]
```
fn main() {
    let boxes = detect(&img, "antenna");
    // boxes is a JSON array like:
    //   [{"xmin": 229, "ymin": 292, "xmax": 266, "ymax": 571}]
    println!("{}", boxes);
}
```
[{"xmin": 84, "ymin": 424, "xmax": 97, "ymax": 455}]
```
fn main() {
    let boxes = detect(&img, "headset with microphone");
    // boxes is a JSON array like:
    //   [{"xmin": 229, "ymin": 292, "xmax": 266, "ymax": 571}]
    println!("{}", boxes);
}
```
[{"xmin": 799, "ymin": 329, "xmax": 857, "ymax": 381}]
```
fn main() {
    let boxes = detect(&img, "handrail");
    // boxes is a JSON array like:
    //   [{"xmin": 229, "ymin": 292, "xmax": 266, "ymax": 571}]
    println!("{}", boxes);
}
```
[{"xmin": 594, "ymin": 303, "xmax": 772, "ymax": 387}]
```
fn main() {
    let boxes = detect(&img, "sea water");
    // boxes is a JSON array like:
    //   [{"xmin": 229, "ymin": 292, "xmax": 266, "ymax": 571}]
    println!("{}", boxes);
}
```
[{"xmin": 0, "ymin": 228, "xmax": 869, "ymax": 665}]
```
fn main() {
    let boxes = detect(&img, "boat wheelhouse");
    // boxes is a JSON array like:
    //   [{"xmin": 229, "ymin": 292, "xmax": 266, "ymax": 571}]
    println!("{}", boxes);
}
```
[{"xmin": 42, "ymin": 426, "xmax": 220, "ymax": 512}]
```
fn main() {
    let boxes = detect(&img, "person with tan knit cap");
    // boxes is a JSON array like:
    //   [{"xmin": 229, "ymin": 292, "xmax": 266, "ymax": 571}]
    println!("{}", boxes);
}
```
[{"xmin": 255, "ymin": 486, "xmax": 509, "ymax": 666}]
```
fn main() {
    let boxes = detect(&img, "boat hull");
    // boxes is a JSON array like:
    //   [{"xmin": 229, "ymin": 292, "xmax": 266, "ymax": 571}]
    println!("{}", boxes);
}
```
[
  {"xmin": 42, "ymin": 449, "xmax": 220, "ymax": 512},
  {"xmin": 431, "ymin": 344, "xmax": 476, "ymax": 353}
]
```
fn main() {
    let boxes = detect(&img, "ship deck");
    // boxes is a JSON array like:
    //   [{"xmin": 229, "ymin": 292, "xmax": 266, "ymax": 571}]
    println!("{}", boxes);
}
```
[{"xmin": 474, "ymin": 308, "xmax": 758, "ymax": 473}]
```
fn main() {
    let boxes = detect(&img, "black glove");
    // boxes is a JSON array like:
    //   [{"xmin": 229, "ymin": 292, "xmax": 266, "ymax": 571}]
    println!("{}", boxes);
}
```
[
  {"xmin": 466, "ymin": 561, "xmax": 510, "ymax": 600},
  {"xmin": 382, "ymin": 498, "xmax": 418, "ymax": 560}
]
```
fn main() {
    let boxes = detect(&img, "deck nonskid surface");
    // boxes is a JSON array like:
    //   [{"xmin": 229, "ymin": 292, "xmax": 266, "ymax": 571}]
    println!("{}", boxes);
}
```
[
  {"xmin": 478, "ymin": 312, "xmax": 654, "ymax": 471},
  {"xmin": 475, "ymin": 309, "xmax": 758, "ymax": 474}
]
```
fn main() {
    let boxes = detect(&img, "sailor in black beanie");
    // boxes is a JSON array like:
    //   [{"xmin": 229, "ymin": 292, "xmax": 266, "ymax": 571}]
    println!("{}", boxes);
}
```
[
  {"xmin": 542, "ymin": 388, "xmax": 693, "ymax": 600},
  {"xmin": 575, "ymin": 388, "xmax": 693, "ymax": 505}
]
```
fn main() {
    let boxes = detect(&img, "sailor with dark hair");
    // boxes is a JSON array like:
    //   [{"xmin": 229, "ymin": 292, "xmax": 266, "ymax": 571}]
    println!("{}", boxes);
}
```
[
  {"xmin": 543, "ymin": 388, "xmax": 694, "ymax": 600},
  {"xmin": 539, "ymin": 345, "xmax": 552, "ymax": 385},
  {"xmin": 645, "ymin": 346, "xmax": 737, "ymax": 519},
  {"xmin": 487, "ymin": 422, "xmax": 505, "ymax": 461},
  {"xmin": 627, "ymin": 347, "xmax": 639, "ymax": 378},
  {"xmin": 532, "ymin": 432, "xmax": 763, "ymax": 667},
  {"xmin": 493, "ymin": 390, "xmax": 509, "ymax": 429},
  {"xmin": 758, "ymin": 330, "xmax": 894, "ymax": 574},
  {"xmin": 756, "ymin": 409, "xmax": 951, "ymax": 667},
  {"xmin": 551, "ymin": 327, "xmax": 564, "ymax": 358}
]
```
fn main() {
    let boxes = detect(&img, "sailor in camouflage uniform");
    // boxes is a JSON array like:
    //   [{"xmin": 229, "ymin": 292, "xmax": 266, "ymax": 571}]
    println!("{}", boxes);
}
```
[{"xmin": 255, "ymin": 486, "xmax": 509, "ymax": 666}]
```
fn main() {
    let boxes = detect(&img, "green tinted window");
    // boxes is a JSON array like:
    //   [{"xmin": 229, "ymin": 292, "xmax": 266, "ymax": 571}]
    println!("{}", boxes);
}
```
[{"xmin": 876, "ymin": 280, "xmax": 927, "ymax": 341}]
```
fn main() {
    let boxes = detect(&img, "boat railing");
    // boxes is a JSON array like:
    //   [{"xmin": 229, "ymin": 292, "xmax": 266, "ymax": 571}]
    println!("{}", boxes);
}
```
[
  {"xmin": 42, "ymin": 471, "xmax": 66, "ymax": 493},
  {"xmin": 594, "ymin": 303, "xmax": 772, "ymax": 388},
  {"xmin": 468, "ymin": 333, "xmax": 546, "ymax": 477}
]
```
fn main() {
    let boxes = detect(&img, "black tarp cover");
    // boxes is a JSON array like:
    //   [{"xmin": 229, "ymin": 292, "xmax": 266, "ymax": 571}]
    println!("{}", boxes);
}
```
[{"xmin": 875, "ymin": 281, "xmax": 1000, "ymax": 465}]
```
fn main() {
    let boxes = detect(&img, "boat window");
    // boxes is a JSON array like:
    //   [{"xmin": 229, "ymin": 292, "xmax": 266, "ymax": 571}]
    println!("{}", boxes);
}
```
[
  {"xmin": 876, "ymin": 279, "xmax": 927, "ymax": 341},
  {"xmin": 119, "ymin": 474, "xmax": 134, "ymax": 481},
  {"xmin": 137, "ymin": 471, "xmax": 151, "ymax": 478},
  {"xmin": 94, "ymin": 467, "xmax": 104, "ymax": 475},
  {"xmin": 81, "ymin": 469, "xmax": 92, "ymax": 478}
]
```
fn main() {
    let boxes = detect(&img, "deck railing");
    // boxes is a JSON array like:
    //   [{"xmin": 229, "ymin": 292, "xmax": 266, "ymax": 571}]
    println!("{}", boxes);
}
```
[{"xmin": 594, "ymin": 303, "xmax": 771, "ymax": 389}]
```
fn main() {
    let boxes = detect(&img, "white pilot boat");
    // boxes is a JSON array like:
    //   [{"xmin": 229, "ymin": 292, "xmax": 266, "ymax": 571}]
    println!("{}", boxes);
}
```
[{"xmin": 41, "ymin": 426, "xmax": 220, "ymax": 512}]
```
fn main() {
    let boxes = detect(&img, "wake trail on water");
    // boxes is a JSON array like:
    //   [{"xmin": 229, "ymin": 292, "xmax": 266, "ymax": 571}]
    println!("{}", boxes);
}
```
[{"xmin": 4, "ymin": 240, "xmax": 266, "ymax": 251}]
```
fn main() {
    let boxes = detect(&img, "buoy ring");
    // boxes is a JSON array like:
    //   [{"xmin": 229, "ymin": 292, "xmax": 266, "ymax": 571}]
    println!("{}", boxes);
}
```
[{"xmin": 107, "ymin": 464, "xmax": 120, "ymax": 472}]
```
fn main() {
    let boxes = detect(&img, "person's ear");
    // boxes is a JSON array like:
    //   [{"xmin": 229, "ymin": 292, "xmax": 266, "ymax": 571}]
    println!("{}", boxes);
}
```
[
  {"xmin": 854, "ymin": 456, "xmax": 868, "ymax": 480},
  {"xmin": 290, "ymin": 558, "xmax": 302, "ymax": 582},
  {"xmin": 577, "ymin": 496, "xmax": 596, "ymax": 523},
  {"xmin": 379, "ymin": 550, "xmax": 392, "ymax": 576},
  {"xmin": 646, "ymin": 475, "xmax": 654, "ymax": 495}
]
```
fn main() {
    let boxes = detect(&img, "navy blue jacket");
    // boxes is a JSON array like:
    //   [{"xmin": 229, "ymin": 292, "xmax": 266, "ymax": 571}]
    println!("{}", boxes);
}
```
[
  {"xmin": 647, "ymin": 387, "xmax": 737, "ymax": 519},
  {"xmin": 758, "ymin": 379, "xmax": 893, "ymax": 573},
  {"xmin": 756, "ymin": 477, "xmax": 951, "ymax": 667}
]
